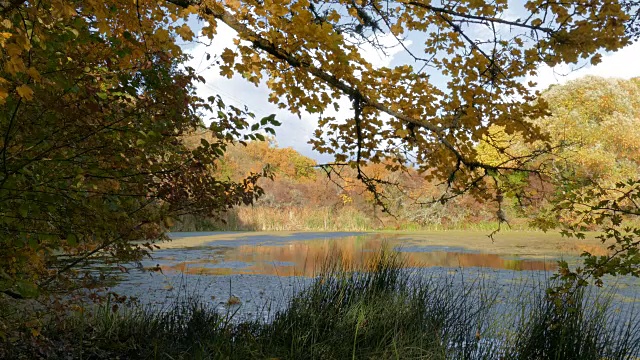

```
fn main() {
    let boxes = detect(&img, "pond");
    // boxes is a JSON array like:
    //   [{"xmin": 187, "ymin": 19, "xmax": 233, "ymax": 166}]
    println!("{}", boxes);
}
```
[{"xmin": 105, "ymin": 231, "xmax": 640, "ymax": 323}]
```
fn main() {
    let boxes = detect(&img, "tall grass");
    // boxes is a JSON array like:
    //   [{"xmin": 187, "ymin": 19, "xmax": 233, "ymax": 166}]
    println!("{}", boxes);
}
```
[
  {"xmin": 9, "ymin": 249, "xmax": 640, "ymax": 359},
  {"xmin": 261, "ymin": 249, "xmax": 498, "ymax": 359},
  {"xmin": 174, "ymin": 206, "xmax": 375, "ymax": 232},
  {"xmin": 503, "ymin": 283, "xmax": 640, "ymax": 360},
  {"xmin": 172, "ymin": 206, "xmax": 538, "ymax": 232}
]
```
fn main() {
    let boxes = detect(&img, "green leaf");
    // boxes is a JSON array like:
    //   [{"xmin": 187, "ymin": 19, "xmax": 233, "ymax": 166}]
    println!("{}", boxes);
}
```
[
  {"xmin": 66, "ymin": 234, "xmax": 78, "ymax": 246},
  {"xmin": 0, "ymin": 269, "xmax": 12, "ymax": 281},
  {"xmin": 19, "ymin": 203, "xmax": 31, "ymax": 218},
  {"xmin": 28, "ymin": 236, "xmax": 38, "ymax": 249},
  {"xmin": 15, "ymin": 280, "xmax": 40, "ymax": 299}
]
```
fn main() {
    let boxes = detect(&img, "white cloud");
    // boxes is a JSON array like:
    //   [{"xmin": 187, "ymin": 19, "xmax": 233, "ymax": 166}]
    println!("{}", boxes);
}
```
[
  {"xmin": 355, "ymin": 33, "xmax": 412, "ymax": 69},
  {"xmin": 185, "ymin": 33, "xmax": 327, "ymax": 161},
  {"xmin": 184, "ymin": 27, "xmax": 410, "ymax": 162},
  {"xmin": 527, "ymin": 42, "xmax": 640, "ymax": 92}
]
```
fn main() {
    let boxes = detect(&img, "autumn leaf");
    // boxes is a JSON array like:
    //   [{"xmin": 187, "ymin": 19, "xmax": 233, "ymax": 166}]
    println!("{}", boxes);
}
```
[
  {"xmin": 175, "ymin": 23, "xmax": 194, "ymax": 41},
  {"xmin": 16, "ymin": 84, "xmax": 33, "ymax": 100}
]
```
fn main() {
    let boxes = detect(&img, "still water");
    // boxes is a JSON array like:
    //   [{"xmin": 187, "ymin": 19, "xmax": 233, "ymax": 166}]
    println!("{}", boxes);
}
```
[
  {"xmin": 106, "ymin": 232, "xmax": 638, "ymax": 322},
  {"xmin": 158, "ymin": 232, "xmax": 554, "ymax": 276}
]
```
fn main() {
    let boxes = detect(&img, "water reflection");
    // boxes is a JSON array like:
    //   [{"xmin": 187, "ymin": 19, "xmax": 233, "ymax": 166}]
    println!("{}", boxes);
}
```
[{"xmin": 158, "ymin": 234, "xmax": 555, "ymax": 276}]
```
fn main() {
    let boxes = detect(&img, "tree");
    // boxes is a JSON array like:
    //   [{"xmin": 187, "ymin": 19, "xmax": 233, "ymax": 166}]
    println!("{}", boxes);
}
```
[
  {"xmin": 532, "ymin": 77, "xmax": 640, "ymax": 287},
  {"xmin": 476, "ymin": 77, "xmax": 640, "ymax": 286},
  {"xmin": 164, "ymin": 0, "xmax": 633, "ymax": 200},
  {"xmin": 536, "ymin": 77, "xmax": 640, "ymax": 188},
  {"xmin": 0, "ymin": 0, "xmax": 277, "ymax": 298}
]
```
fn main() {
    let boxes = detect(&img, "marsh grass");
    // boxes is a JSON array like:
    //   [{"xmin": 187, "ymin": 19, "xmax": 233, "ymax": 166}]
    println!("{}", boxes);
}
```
[
  {"xmin": 173, "ymin": 207, "xmax": 375, "ymax": 232},
  {"xmin": 503, "ymin": 283, "xmax": 640, "ymax": 360},
  {"xmin": 172, "ymin": 207, "xmax": 536, "ymax": 232},
  {"xmin": 260, "ymin": 250, "xmax": 501, "ymax": 360},
  {"xmin": 8, "ymin": 249, "xmax": 640, "ymax": 359}
]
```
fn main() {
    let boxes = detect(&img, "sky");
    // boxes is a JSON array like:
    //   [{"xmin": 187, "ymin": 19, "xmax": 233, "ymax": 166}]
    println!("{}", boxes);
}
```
[
  {"xmin": 527, "ymin": 42, "xmax": 640, "ymax": 92},
  {"xmin": 183, "ymin": 19, "xmax": 640, "ymax": 163}
]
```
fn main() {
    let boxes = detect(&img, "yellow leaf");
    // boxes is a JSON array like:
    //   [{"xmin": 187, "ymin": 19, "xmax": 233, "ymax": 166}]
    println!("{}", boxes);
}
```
[
  {"xmin": 5, "ymin": 56, "xmax": 25, "ymax": 74},
  {"xmin": 175, "ymin": 24, "xmax": 194, "ymax": 41},
  {"xmin": 155, "ymin": 28, "xmax": 170, "ymax": 42},
  {"xmin": 390, "ymin": 23, "xmax": 404, "ymax": 35},
  {"xmin": 16, "ymin": 84, "xmax": 34, "ymax": 100},
  {"xmin": 181, "ymin": 5, "xmax": 199, "ymax": 16},
  {"xmin": 270, "ymin": 5, "xmax": 288, "ymax": 17},
  {"xmin": 5, "ymin": 43, "xmax": 21, "ymax": 56},
  {"xmin": 221, "ymin": 48, "xmax": 236, "ymax": 65},
  {"xmin": 0, "ymin": 87, "xmax": 8, "ymax": 104},
  {"xmin": 327, "ymin": 10, "xmax": 340, "ymax": 22},
  {"xmin": 225, "ymin": 0, "xmax": 241, "ymax": 11},
  {"xmin": 26, "ymin": 67, "xmax": 41, "ymax": 82}
]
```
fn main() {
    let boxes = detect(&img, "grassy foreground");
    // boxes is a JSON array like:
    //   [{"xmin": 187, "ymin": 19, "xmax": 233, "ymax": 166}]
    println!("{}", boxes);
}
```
[{"xmin": 4, "ymin": 250, "xmax": 640, "ymax": 359}]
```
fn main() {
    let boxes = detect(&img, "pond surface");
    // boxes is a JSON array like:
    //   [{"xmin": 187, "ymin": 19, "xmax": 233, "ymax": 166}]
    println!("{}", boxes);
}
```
[
  {"xmin": 157, "ymin": 232, "xmax": 555, "ymax": 276},
  {"xmin": 105, "ymin": 231, "xmax": 639, "ymax": 323}
]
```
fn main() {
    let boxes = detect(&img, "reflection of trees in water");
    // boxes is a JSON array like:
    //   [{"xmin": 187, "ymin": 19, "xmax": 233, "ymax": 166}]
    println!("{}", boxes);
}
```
[{"xmin": 160, "ymin": 235, "xmax": 555, "ymax": 276}]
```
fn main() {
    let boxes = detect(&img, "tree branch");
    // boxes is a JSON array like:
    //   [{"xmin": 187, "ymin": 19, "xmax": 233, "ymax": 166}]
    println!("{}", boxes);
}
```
[
  {"xmin": 405, "ymin": 1, "xmax": 554, "ymax": 34},
  {"xmin": 167, "ymin": 0, "xmax": 526, "ymax": 176}
]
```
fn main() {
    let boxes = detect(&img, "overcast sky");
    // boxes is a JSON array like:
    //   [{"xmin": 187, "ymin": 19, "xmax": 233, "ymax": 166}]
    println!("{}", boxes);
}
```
[{"xmin": 183, "ymin": 21, "xmax": 640, "ymax": 162}]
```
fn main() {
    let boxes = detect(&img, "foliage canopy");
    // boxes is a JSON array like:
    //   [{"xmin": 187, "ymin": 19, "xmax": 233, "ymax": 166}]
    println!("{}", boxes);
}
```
[
  {"xmin": 0, "ymin": 0, "xmax": 277, "ymax": 298},
  {"xmin": 477, "ymin": 76, "xmax": 640, "ymax": 285},
  {"xmin": 163, "ymin": 0, "xmax": 636, "ymax": 223}
]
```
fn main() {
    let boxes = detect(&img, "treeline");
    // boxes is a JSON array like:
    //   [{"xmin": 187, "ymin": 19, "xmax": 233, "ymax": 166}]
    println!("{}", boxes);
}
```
[
  {"xmin": 174, "ymin": 76, "xmax": 640, "ymax": 232},
  {"xmin": 176, "ymin": 141, "xmax": 501, "ymax": 231}
]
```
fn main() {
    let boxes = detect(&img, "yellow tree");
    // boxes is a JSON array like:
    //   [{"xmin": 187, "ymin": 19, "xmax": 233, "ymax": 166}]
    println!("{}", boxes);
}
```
[
  {"xmin": 532, "ymin": 77, "xmax": 640, "ymax": 286},
  {"xmin": 537, "ymin": 77, "xmax": 640, "ymax": 186},
  {"xmin": 477, "ymin": 77, "xmax": 640, "ymax": 285}
]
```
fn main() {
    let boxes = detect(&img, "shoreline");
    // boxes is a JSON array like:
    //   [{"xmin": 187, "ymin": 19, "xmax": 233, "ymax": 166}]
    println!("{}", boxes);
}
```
[{"xmin": 158, "ymin": 230, "xmax": 607, "ymax": 259}]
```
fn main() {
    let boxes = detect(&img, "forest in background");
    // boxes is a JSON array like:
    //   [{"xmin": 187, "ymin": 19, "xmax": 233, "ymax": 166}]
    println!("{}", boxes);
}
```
[{"xmin": 176, "ymin": 76, "xmax": 640, "ymax": 232}]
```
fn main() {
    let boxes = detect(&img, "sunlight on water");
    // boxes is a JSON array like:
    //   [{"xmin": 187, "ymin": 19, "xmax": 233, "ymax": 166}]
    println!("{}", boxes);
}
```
[{"xmin": 156, "ymin": 233, "xmax": 555, "ymax": 277}]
